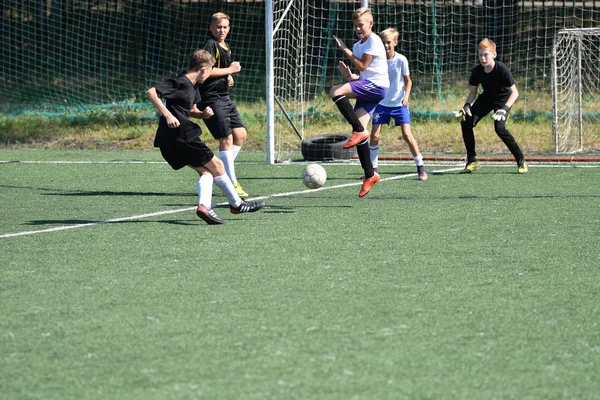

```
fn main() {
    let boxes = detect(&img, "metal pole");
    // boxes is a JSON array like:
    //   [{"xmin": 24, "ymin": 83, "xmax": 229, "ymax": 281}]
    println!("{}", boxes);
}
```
[
  {"xmin": 265, "ymin": 0, "xmax": 275, "ymax": 164},
  {"xmin": 551, "ymin": 31, "xmax": 559, "ymax": 153},
  {"xmin": 577, "ymin": 35, "xmax": 583, "ymax": 152}
]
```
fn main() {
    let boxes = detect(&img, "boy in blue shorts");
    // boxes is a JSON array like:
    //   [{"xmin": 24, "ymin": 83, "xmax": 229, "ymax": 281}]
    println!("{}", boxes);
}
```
[
  {"xmin": 146, "ymin": 49, "xmax": 264, "ymax": 225},
  {"xmin": 331, "ymin": 7, "xmax": 389, "ymax": 197},
  {"xmin": 198, "ymin": 12, "xmax": 249, "ymax": 197},
  {"xmin": 370, "ymin": 28, "xmax": 428, "ymax": 181}
]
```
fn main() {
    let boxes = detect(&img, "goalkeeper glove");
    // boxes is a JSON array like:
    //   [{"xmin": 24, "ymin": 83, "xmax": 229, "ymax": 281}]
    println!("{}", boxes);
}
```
[
  {"xmin": 492, "ymin": 105, "xmax": 510, "ymax": 121},
  {"xmin": 454, "ymin": 103, "xmax": 472, "ymax": 120}
]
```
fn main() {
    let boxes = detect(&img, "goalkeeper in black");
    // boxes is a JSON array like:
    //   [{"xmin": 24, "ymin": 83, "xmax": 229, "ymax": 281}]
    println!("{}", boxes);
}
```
[{"xmin": 455, "ymin": 38, "xmax": 528, "ymax": 174}]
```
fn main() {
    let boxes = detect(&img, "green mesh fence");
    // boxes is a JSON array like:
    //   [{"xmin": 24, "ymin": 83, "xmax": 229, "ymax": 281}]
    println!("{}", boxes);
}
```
[
  {"xmin": 1, "ymin": 0, "xmax": 266, "ymax": 116},
  {"xmin": 2, "ymin": 1, "xmax": 600, "ymax": 118}
]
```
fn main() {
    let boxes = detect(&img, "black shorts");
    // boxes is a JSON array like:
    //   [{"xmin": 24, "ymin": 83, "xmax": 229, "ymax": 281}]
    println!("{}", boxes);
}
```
[
  {"xmin": 200, "ymin": 98, "xmax": 245, "ymax": 140},
  {"xmin": 159, "ymin": 139, "xmax": 214, "ymax": 170}
]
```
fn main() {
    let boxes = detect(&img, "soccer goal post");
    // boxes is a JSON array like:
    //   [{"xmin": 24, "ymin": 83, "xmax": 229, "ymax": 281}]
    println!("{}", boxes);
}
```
[
  {"xmin": 551, "ymin": 28, "xmax": 600, "ymax": 154},
  {"xmin": 265, "ymin": 0, "xmax": 368, "ymax": 164},
  {"xmin": 265, "ymin": 0, "xmax": 308, "ymax": 164}
]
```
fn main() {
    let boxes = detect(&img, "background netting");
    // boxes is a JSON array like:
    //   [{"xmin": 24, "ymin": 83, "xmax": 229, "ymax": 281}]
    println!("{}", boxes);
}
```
[
  {"xmin": 2, "ymin": 1, "xmax": 600, "ymax": 146},
  {"xmin": 270, "ymin": 0, "xmax": 600, "ymax": 159},
  {"xmin": 1, "ymin": 0, "xmax": 267, "ymax": 115}
]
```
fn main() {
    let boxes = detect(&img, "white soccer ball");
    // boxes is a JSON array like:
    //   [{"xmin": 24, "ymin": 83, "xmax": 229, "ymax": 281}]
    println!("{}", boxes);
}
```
[{"xmin": 301, "ymin": 163, "xmax": 327, "ymax": 189}]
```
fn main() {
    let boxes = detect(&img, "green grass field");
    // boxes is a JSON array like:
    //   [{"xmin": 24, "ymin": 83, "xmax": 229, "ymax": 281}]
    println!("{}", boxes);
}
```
[
  {"xmin": 1, "ymin": 149, "xmax": 599, "ymax": 400},
  {"xmin": 3, "ymin": 95, "xmax": 599, "ymax": 154}
]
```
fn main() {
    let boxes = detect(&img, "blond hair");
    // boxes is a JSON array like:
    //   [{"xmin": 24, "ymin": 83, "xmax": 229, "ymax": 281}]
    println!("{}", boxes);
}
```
[
  {"xmin": 211, "ymin": 12, "xmax": 230, "ymax": 25},
  {"xmin": 380, "ymin": 27, "xmax": 399, "ymax": 42},
  {"xmin": 352, "ymin": 7, "xmax": 372, "ymax": 22},
  {"xmin": 478, "ymin": 38, "xmax": 496, "ymax": 53},
  {"xmin": 188, "ymin": 49, "xmax": 215, "ymax": 72}
]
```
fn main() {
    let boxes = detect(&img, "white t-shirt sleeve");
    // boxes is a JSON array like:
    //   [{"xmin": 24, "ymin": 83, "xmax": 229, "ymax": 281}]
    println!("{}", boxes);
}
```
[{"xmin": 400, "ymin": 54, "xmax": 410, "ymax": 77}]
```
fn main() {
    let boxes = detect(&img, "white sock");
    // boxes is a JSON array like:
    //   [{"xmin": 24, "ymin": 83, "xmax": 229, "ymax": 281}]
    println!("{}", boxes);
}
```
[
  {"xmin": 369, "ymin": 145, "xmax": 380, "ymax": 169},
  {"xmin": 197, "ymin": 174, "xmax": 214, "ymax": 207},
  {"xmin": 214, "ymin": 174, "xmax": 242, "ymax": 207},
  {"xmin": 232, "ymin": 144, "xmax": 242, "ymax": 160},
  {"xmin": 219, "ymin": 150, "xmax": 238, "ymax": 184},
  {"xmin": 414, "ymin": 154, "xmax": 424, "ymax": 167}
]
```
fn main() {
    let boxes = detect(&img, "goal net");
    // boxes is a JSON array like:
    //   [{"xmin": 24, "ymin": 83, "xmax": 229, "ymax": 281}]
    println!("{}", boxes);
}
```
[
  {"xmin": 3, "ymin": 2, "xmax": 600, "ymax": 157},
  {"xmin": 268, "ymin": 0, "xmax": 345, "ymax": 163},
  {"xmin": 552, "ymin": 28, "xmax": 600, "ymax": 154},
  {"xmin": 267, "ymin": 1, "xmax": 600, "ymax": 163}
]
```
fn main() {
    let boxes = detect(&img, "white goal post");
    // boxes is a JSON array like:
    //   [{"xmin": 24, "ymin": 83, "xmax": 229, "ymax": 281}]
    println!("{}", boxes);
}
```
[
  {"xmin": 265, "ymin": 0, "xmax": 307, "ymax": 164},
  {"xmin": 551, "ymin": 27, "xmax": 600, "ymax": 154},
  {"xmin": 265, "ymin": 0, "xmax": 369, "ymax": 164}
]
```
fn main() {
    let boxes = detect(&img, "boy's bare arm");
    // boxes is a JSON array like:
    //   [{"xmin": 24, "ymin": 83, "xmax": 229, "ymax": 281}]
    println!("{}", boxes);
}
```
[
  {"xmin": 491, "ymin": 84, "xmax": 519, "ymax": 121},
  {"xmin": 337, "ymin": 61, "xmax": 359, "ymax": 81},
  {"xmin": 190, "ymin": 104, "xmax": 215, "ymax": 120},
  {"xmin": 352, "ymin": 53, "xmax": 373, "ymax": 72},
  {"xmin": 504, "ymin": 84, "xmax": 519, "ymax": 108},
  {"xmin": 454, "ymin": 85, "xmax": 478, "ymax": 119},
  {"xmin": 465, "ymin": 85, "xmax": 478, "ymax": 105},
  {"xmin": 402, "ymin": 75, "xmax": 412, "ymax": 106},
  {"xmin": 146, "ymin": 87, "xmax": 179, "ymax": 128},
  {"xmin": 332, "ymin": 35, "xmax": 372, "ymax": 71},
  {"xmin": 208, "ymin": 61, "xmax": 241, "ymax": 78}
]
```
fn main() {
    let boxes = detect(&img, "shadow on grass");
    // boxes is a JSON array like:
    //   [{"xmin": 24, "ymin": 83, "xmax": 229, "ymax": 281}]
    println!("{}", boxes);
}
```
[
  {"xmin": 1, "ymin": 184, "xmax": 192, "ymax": 197},
  {"xmin": 44, "ymin": 190, "xmax": 192, "ymax": 197},
  {"xmin": 22, "ymin": 205, "xmax": 300, "ymax": 227}
]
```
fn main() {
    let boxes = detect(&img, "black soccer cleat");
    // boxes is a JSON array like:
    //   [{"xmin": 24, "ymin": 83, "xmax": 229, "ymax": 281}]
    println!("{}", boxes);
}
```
[
  {"xmin": 196, "ymin": 205, "xmax": 224, "ymax": 225},
  {"xmin": 230, "ymin": 200, "xmax": 265, "ymax": 214}
]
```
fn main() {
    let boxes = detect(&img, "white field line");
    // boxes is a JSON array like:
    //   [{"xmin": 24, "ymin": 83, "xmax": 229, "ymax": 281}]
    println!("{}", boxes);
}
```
[
  {"xmin": 3, "ymin": 161, "xmax": 599, "ymax": 239},
  {"xmin": 3, "ymin": 159, "xmax": 600, "ymax": 167},
  {"xmin": 0, "ymin": 166, "xmax": 463, "ymax": 239},
  {"xmin": 0, "ymin": 208, "xmax": 197, "ymax": 238}
]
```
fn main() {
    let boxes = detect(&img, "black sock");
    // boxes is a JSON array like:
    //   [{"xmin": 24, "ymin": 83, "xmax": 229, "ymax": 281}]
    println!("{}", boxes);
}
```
[
  {"xmin": 461, "ymin": 120, "xmax": 477, "ymax": 162},
  {"xmin": 356, "ymin": 141, "xmax": 374, "ymax": 178},
  {"xmin": 332, "ymin": 95, "xmax": 364, "ymax": 132}
]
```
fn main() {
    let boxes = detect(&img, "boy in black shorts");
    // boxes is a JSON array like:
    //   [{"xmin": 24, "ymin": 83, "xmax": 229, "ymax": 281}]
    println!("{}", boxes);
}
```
[
  {"xmin": 198, "ymin": 12, "xmax": 249, "ymax": 198},
  {"xmin": 146, "ymin": 49, "xmax": 264, "ymax": 225},
  {"xmin": 455, "ymin": 38, "xmax": 528, "ymax": 174}
]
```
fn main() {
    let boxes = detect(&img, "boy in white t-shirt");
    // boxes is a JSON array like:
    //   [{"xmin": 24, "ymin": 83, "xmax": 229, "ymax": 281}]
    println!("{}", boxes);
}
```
[
  {"xmin": 370, "ymin": 28, "xmax": 427, "ymax": 181},
  {"xmin": 330, "ymin": 7, "xmax": 389, "ymax": 197}
]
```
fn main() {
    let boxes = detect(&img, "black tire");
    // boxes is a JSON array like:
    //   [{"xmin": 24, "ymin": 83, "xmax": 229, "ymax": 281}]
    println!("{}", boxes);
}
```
[{"xmin": 301, "ymin": 134, "xmax": 355, "ymax": 161}]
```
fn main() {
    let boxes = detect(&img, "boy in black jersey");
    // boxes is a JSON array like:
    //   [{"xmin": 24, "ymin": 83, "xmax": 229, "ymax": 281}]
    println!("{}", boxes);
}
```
[
  {"xmin": 198, "ymin": 12, "xmax": 249, "ymax": 198},
  {"xmin": 455, "ymin": 38, "xmax": 528, "ymax": 174},
  {"xmin": 146, "ymin": 49, "xmax": 264, "ymax": 225}
]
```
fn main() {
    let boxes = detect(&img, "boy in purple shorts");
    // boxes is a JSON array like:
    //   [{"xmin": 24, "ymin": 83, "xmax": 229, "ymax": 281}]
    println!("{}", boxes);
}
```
[
  {"xmin": 331, "ymin": 7, "xmax": 389, "ymax": 197},
  {"xmin": 146, "ymin": 49, "xmax": 264, "ymax": 225}
]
